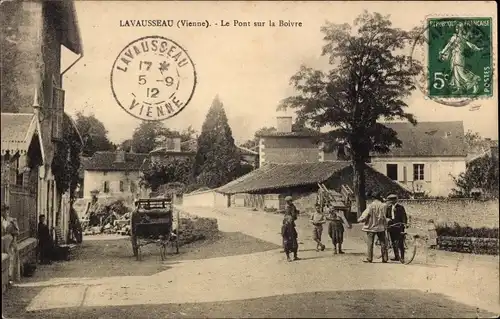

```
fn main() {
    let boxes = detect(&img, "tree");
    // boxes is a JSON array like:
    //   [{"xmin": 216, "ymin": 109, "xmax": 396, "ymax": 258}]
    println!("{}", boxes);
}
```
[
  {"xmin": 464, "ymin": 130, "xmax": 493, "ymax": 155},
  {"xmin": 452, "ymin": 155, "xmax": 499, "ymax": 198},
  {"xmin": 52, "ymin": 116, "xmax": 82, "ymax": 199},
  {"xmin": 129, "ymin": 122, "xmax": 197, "ymax": 154},
  {"xmin": 74, "ymin": 112, "xmax": 114, "ymax": 157},
  {"xmin": 193, "ymin": 96, "xmax": 241, "ymax": 188},
  {"xmin": 279, "ymin": 11, "xmax": 422, "ymax": 214},
  {"xmin": 140, "ymin": 157, "xmax": 193, "ymax": 192}
]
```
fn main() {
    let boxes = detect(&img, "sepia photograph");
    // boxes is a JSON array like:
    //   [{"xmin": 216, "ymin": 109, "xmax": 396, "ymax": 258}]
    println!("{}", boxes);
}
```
[{"xmin": 0, "ymin": 0, "xmax": 498, "ymax": 318}]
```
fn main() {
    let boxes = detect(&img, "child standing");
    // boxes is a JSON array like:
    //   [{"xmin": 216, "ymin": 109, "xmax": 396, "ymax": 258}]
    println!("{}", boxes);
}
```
[
  {"xmin": 327, "ymin": 208, "xmax": 347, "ymax": 254},
  {"xmin": 310, "ymin": 204, "xmax": 326, "ymax": 252},
  {"xmin": 281, "ymin": 214, "xmax": 300, "ymax": 262}
]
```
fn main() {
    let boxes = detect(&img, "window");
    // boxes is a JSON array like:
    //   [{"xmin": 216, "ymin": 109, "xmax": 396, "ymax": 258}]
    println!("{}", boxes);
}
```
[
  {"xmin": 119, "ymin": 181, "xmax": 125, "ymax": 192},
  {"xmin": 103, "ymin": 172, "xmax": 108, "ymax": 176},
  {"xmin": 51, "ymin": 87, "xmax": 65, "ymax": 141},
  {"xmin": 103, "ymin": 181, "xmax": 110, "ymax": 193},
  {"xmin": 386, "ymin": 164, "xmax": 398, "ymax": 181},
  {"xmin": 413, "ymin": 164, "xmax": 425, "ymax": 181},
  {"xmin": 130, "ymin": 181, "xmax": 136, "ymax": 193}
]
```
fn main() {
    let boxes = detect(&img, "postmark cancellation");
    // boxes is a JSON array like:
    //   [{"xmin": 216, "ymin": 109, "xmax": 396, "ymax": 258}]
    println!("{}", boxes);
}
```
[{"xmin": 110, "ymin": 36, "xmax": 197, "ymax": 121}]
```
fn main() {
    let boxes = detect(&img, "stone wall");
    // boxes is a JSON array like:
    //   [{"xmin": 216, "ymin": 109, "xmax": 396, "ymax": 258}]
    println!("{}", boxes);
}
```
[
  {"xmin": 398, "ymin": 199, "xmax": 499, "ymax": 229},
  {"xmin": 176, "ymin": 209, "xmax": 219, "ymax": 246}
]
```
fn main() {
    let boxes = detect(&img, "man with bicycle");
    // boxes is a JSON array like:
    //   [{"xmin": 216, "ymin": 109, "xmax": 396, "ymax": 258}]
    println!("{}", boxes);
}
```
[{"xmin": 386, "ymin": 194, "xmax": 408, "ymax": 262}]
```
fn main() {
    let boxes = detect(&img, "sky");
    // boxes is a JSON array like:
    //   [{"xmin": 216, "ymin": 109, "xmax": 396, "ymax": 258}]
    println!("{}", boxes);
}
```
[{"xmin": 61, "ymin": 1, "xmax": 498, "ymax": 144}]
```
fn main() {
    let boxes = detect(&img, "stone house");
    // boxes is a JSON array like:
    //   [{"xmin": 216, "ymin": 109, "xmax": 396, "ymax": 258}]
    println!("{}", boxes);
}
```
[
  {"xmin": 81, "ymin": 150, "xmax": 148, "ymax": 200},
  {"xmin": 370, "ymin": 121, "xmax": 467, "ymax": 197},
  {"xmin": 257, "ymin": 116, "xmax": 346, "ymax": 167},
  {"xmin": 1, "ymin": 0, "xmax": 83, "ymax": 288}
]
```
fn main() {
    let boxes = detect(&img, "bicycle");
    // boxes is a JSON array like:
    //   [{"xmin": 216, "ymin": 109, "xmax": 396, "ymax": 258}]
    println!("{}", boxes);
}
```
[{"xmin": 375, "ymin": 222, "xmax": 418, "ymax": 265}]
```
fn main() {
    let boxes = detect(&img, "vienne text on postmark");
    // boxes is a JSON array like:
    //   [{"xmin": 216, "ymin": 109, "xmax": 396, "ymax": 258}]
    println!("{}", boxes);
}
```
[
  {"xmin": 427, "ymin": 17, "xmax": 493, "ymax": 99},
  {"xmin": 110, "ymin": 36, "xmax": 197, "ymax": 121}
]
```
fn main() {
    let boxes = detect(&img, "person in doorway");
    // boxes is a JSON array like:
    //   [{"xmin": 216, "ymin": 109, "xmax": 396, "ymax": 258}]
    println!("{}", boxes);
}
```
[
  {"xmin": 357, "ymin": 191, "xmax": 388, "ymax": 263},
  {"xmin": 37, "ymin": 214, "xmax": 53, "ymax": 264},
  {"xmin": 85, "ymin": 189, "xmax": 101, "ymax": 227},
  {"xmin": 386, "ymin": 194, "xmax": 408, "ymax": 262},
  {"xmin": 281, "ymin": 214, "xmax": 300, "ymax": 262},
  {"xmin": 327, "ymin": 206, "xmax": 348, "ymax": 254},
  {"xmin": 310, "ymin": 203, "xmax": 326, "ymax": 252},
  {"xmin": 1, "ymin": 204, "xmax": 20, "ymax": 284}
]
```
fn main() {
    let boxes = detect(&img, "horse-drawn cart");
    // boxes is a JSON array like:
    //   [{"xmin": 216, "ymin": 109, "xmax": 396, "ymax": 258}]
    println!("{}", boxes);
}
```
[{"xmin": 130, "ymin": 198, "xmax": 179, "ymax": 261}]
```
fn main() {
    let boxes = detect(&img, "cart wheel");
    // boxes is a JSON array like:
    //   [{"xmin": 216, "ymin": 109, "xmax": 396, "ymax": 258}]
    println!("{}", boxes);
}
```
[{"xmin": 160, "ymin": 243, "xmax": 167, "ymax": 261}]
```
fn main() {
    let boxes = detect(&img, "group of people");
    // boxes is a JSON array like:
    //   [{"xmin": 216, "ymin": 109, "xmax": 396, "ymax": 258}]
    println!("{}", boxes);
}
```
[
  {"xmin": 280, "ymin": 196, "xmax": 353, "ymax": 262},
  {"xmin": 280, "ymin": 191, "xmax": 408, "ymax": 264}
]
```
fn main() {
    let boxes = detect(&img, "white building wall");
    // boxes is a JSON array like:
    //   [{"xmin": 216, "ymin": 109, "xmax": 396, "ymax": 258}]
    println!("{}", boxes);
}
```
[
  {"xmin": 370, "ymin": 156, "xmax": 466, "ymax": 197},
  {"xmin": 83, "ymin": 170, "xmax": 141, "ymax": 199}
]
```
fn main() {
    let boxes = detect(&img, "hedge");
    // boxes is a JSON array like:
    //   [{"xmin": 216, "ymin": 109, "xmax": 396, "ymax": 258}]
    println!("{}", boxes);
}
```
[
  {"xmin": 437, "ymin": 236, "xmax": 499, "ymax": 255},
  {"xmin": 436, "ymin": 222, "xmax": 499, "ymax": 239}
]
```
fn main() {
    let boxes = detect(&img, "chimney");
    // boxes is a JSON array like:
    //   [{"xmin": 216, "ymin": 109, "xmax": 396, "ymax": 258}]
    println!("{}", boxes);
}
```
[
  {"xmin": 165, "ymin": 137, "xmax": 181, "ymax": 152},
  {"xmin": 115, "ymin": 148, "xmax": 126, "ymax": 162},
  {"xmin": 277, "ymin": 116, "xmax": 292, "ymax": 133}
]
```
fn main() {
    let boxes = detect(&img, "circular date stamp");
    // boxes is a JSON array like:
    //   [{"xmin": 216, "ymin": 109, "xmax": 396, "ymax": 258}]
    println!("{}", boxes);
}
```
[{"xmin": 110, "ymin": 36, "xmax": 197, "ymax": 121}]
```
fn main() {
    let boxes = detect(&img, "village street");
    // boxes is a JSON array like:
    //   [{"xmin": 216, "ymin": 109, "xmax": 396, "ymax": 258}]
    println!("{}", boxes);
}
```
[{"xmin": 2, "ymin": 206, "xmax": 499, "ymax": 318}]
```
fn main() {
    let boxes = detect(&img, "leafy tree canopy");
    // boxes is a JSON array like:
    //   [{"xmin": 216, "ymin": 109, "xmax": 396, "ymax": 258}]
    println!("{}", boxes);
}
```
[
  {"xmin": 452, "ymin": 154, "xmax": 499, "ymax": 198},
  {"xmin": 74, "ymin": 112, "xmax": 114, "ymax": 157},
  {"xmin": 127, "ymin": 122, "xmax": 197, "ymax": 153},
  {"xmin": 140, "ymin": 157, "xmax": 193, "ymax": 192},
  {"xmin": 279, "ymin": 11, "xmax": 422, "ymax": 212}
]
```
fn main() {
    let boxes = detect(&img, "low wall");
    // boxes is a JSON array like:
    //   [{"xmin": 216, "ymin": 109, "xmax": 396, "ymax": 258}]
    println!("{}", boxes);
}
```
[
  {"xmin": 176, "ymin": 209, "xmax": 219, "ymax": 245},
  {"xmin": 1, "ymin": 236, "xmax": 37, "ymax": 294},
  {"xmin": 395, "ymin": 199, "xmax": 499, "ymax": 229}
]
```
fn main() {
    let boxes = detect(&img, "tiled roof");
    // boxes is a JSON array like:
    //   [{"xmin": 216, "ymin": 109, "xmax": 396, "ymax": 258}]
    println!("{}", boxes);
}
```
[
  {"xmin": 237, "ymin": 145, "xmax": 258, "ymax": 155},
  {"xmin": 217, "ymin": 161, "xmax": 341, "ymax": 194},
  {"xmin": 257, "ymin": 131, "xmax": 322, "ymax": 137},
  {"xmin": 82, "ymin": 152, "xmax": 148, "ymax": 171},
  {"xmin": 372, "ymin": 121, "xmax": 467, "ymax": 157},
  {"xmin": 217, "ymin": 161, "xmax": 411, "ymax": 197},
  {"xmin": 1, "ymin": 113, "xmax": 37, "ymax": 155},
  {"xmin": 177, "ymin": 138, "xmax": 258, "ymax": 156}
]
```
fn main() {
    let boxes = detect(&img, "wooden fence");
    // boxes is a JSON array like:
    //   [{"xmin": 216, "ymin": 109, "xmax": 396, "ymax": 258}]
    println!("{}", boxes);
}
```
[{"xmin": 9, "ymin": 184, "xmax": 37, "ymax": 242}]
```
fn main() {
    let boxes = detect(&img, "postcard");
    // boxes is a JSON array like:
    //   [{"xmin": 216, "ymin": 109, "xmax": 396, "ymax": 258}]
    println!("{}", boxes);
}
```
[{"xmin": 1, "ymin": 1, "xmax": 498, "ymax": 318}]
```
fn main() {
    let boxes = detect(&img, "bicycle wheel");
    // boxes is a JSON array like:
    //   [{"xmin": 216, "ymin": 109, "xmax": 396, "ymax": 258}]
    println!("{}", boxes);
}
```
[{"xmin": 401, "ymin": 234, "xmax": 417, "ymax": 264}]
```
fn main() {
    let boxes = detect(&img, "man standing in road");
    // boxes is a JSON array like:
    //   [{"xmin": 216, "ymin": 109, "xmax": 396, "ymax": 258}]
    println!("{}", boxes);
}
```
[
  {"xmin": 284, "ymin": 196, "xmax": 298, "ymax": 221},
  {"xmin": 357, "ymin": 191, "xmax": 388, "ymax": 263},
  {"xmin": 85, "ymin": 189, "xmax": 101, "ymax": 227},
  {"xmin": 386, "ymin": 194, "xmax": 408, "ymax": 262}
]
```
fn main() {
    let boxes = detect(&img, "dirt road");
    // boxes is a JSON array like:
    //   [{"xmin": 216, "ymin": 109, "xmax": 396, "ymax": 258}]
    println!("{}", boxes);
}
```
[{"xmin": 1, "ymin": 206, "xmax": 498, "ymax": 318}]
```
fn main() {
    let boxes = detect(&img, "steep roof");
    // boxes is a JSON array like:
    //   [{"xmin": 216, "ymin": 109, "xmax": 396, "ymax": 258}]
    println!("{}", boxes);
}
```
[
  {"xmin": 82, "ymin": 151, "xmax": 148, "ymax": 171},
  {"xmin": 1, "ymin": 113, "xmax": 38, "ymax": 155},
  {"xmin": 372, "ymin": 121, "xmax": 467, "ymax": 157},
  {"xmin": 217, "ymin": 161, "xmax": 410, "ymax": 197}
]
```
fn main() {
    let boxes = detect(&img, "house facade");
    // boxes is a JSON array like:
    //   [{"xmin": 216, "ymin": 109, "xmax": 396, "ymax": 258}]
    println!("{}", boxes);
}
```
[
  {"xmin": 1, "ymin": 0, "xmax": 83, "ymax": 286},
  {"xmin": 81, "ymin": 150, "xmax": 147, "ymax": 200},
  {"xmin": 370, "ymin": 121, "xmax": 467, "ymax": 197},
  {"xmin": 257, "ymin": 116, "xmax": 344, "ymax": 166}
]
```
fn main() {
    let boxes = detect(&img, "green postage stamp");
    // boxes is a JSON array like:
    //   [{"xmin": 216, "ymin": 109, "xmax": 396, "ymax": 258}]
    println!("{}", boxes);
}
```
[{"xmin": 427, "ymin": 17, "xmax": 493, "ymax": 99}]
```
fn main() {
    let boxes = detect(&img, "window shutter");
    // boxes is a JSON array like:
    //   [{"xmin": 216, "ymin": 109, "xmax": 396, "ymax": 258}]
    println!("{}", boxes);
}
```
[
  {"xmin": 408, "ymin": 164, "xmax": 414, "ymax": 181},
  {"xmin": 397, "ymin": 164, "xmax": 404, "ymax": 182},
  {"xmin": 424, "ymin": 163, "xmax": 432, "ymax": 182},
  {"xmin": 52, "ymin": 87, "xmax": 65, "ymax": 140},
  {"xmin": 101, "ymin": 181, "xmax": 106, "ymax": 193}
]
